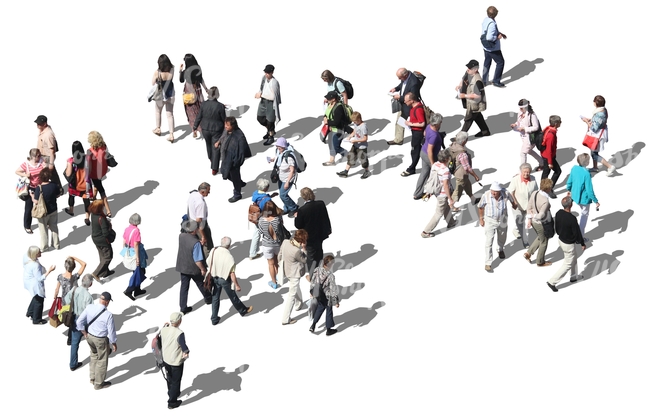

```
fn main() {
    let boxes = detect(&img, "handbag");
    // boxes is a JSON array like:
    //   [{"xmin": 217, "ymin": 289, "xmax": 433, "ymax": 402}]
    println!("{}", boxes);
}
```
[
  {"xmin": 582, "ymin": 128, "xmax": 603, "ymax": 151},
  {"xmin": 391, "ymin": 98, "xmax": 401, "ymax": 114},
  {"xmin": 203, "ymin": 248, "xmax": 218, "ymax": 292},
  {"xmin": 535, "ymin": 192, "xmax": 556, "ymax": 238},
  {"xmin": 106, "ymin": 151, "xmax": 118, "ymax": 168},
  {"xmin": 61, "ymin": 287, "xmax": 76, "ymax": 327},
  {"xmin": 16, "ymin": 176, "xmax": 29, "ymax": 200},
  {"xmin": 480, "ymin": 21, "xmax": 497, "ymax": 49},
  {"xmin": 148, "ymin": 71, "xmax": 164, "ymax": 102},
  {"xmin": 183, "ymin": 83, "xmax": 198, "ymax": 105},
  {"xmin": 121, "ymin": 229, "xmax": 138, "ymax": 270},
  {"xmin": 31, "ymin": 185, "xmax": 47, "ymax": 219},
  {"xmin": 48, "ymin": 297, "xmax": 63, "ymax": 328}
]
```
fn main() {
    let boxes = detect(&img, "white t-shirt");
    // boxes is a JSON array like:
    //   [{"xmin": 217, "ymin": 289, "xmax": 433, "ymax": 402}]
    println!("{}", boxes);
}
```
[
  {"xmin": 433, "ymin": 161, "xmax": 450, "ymax": 196},
  {"xmin": 352, "ymin": 123, "xmax": 368, "ymax": 149},
  {"xmin": 187, "ymin": 191, "xmax": 207, "ymax": 221},
  {"xmin": 278, "ymin": 151, "xmax": 296, "ymax": 183},
  {"xmin": 261, "ymin": 79, "xmax": 275, "ymax": 100}
]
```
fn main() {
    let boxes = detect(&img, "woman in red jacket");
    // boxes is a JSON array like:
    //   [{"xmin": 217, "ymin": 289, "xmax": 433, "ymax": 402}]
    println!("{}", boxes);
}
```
[
  {"xmin": 540, "ymin": 115, "xmax": 562, "ymax": 198},
  {"xmin": 87, "ymin": 131, "xmax": 112, "ymax": 217}
]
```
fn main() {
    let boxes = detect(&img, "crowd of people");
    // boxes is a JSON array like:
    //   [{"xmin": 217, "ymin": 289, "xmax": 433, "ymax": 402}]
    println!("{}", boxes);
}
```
[{"xmin": 19, "ymin": 5, "xmax": 621, "ymax": 409}]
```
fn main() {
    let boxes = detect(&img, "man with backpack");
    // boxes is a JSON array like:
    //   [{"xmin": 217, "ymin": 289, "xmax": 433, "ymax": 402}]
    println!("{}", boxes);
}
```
[
  {"xmin": 270, "ymin": 137, "xmax": 299, "ymax": 217},
  {"xmin": 160, "ymin": 311, "xmax": 189, "ymax": 409},
  {"xmin": 388, "ymin": 68, "xmax": 423, "ymax": 146},
  {"xmin": 322, "ymin": 91, "xmax": 352, "ymax": 166}
]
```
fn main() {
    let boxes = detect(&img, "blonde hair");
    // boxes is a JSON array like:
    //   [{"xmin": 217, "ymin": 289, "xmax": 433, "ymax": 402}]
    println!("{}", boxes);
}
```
[
  {"xmin": 88, "ymin": 131, "xmax": 106, "ymax": 149},
  {"xmin": 351, "ymin": 111, "xmax": 362, "ymax": 123}
]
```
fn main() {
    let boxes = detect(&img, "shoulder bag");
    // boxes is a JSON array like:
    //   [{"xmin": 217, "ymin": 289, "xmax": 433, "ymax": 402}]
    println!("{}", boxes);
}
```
[
  {"xmin": 31, "ymin": 185, "xmax": 47, "ymax": 218},
  {"xmin": 203, "ymin": 247, "xmax": 218, "ymax": 292},
  {"xmin": 535, "ymin": 191, "xmax": 555, "ymax": 238},
  {"xmin": 120, "ymin": 228, "xmax": 138, "ymax": 270},
  {"xmin": 148, "ymin": 71, "xmax": 164, "ymax": 102},
  {"xmin": 61, "ymin": 287, "xmax": 77, "ymax": 327}
]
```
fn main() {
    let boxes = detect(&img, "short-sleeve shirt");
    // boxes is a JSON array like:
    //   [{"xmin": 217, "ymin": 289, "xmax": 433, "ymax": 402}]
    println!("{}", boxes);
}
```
[
  {"xmin": 478, "ymin": 189, "xmax": 514, "ymax": 222},
  {"xmin": 327, "ymin": 80, "xmax": 346, "ymax": 98},
  {"xmin": 57, "ymin": 273, "xmax": 79, "ymax": 305},
  {"xmin": 352, "ymin": 123, "xmax": 368, "ymax": 149},
  {"xmin": 432, "ymin": 161, "xmax": 451, "ymax": 196},
  {"xmin": 278, "ymin": 151, "xmax": 296, "ymax": 183},
  {"xmin": 123, "ymin": 224, "xmax": 141, "ymax": 248},
  {"xmin": 37, "ymin": 127, "xmax": 57, "ymax": 160},
  {"xmin": 409, "ymin": 103, "xmax": 425, "ymax": 131},
  {"xmin": 187, "ymin": 191, "xmax": 208, "ymax": 221},
  {"xmin": 422, "ymin": 126, "xmax": 442, "ymax": 159},
  {"xmin": 20, "ymin": 160, "xmax": 46, "ymax": 187}
]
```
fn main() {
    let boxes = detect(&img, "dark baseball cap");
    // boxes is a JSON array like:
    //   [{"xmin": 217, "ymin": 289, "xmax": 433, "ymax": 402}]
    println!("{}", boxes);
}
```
[
  {"xmin": 101, "ymin": 292, "xmax": 113, "ymax": 302},
  {"xmin": 34, "ymin": 115, "xmax": 47, "ymax": 124},
  {"xmin": 466, "ymin": 59, "xmax": 479, "ymax": 69},
  {"xmin": 263, "ymin": 64, "xmax": 275, "ymax": 74},
  {"xmin": 324, "ymin": 91, "xmax": 338, "ymax": 100}
]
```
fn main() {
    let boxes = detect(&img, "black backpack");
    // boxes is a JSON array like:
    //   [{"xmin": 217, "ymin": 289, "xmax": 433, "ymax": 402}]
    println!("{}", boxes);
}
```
[
  {"xmin": 413, "ymin": 71, "xmax": 426, "ymax": 87},
  {"xmin": 529, "ymin": 116, "xmax": 546, "ymax": 152},
  {"xmin": 334, "ymin": 77, "xmax": 354, "ymax": 99}
]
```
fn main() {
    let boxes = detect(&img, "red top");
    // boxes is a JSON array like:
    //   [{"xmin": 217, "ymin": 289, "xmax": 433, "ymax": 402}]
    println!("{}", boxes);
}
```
[
  {"xmin": 88, "ymin": 146, "xmax": 108, "ymax": 179},
  {"xmin": 541, "ymin": 126, "xmax": 557, "ymax": 163},
  {"xmin": 409, "ymin": 102, "xmax": 426, "ymax": 131}
]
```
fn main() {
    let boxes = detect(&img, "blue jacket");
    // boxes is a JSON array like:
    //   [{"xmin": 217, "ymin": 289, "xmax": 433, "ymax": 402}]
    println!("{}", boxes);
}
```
[
  {"xmin": 567, "ymin": 165, "xmax": 598, "ymax": 205},
  {"xmin": 252, "ymin": 190, "xmax": 272, "ymax": 211}
]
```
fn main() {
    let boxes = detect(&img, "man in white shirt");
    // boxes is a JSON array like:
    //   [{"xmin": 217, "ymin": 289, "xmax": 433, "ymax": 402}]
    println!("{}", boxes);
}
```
[
  {"xmin": 187, "ymin": 182, "xmax": 213, "ymax": 258},
  {"xmin": 255, "ymin": 64, "xmax": 281, "ymax": 146},
  {"xmin": 478, "ymin": 182, "xmax": 518, "ymax": 271},
  {"xmin": 76, "ymin": 291, "xmax": 117, "ymax": 390}
]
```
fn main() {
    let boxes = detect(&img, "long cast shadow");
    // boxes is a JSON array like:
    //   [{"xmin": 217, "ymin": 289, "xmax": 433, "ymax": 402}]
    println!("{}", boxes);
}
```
[
  {"xmin": 557, "ymin": 250, "xmax": 624, "ymax": 289},
  {"xmin": 218, "ymin": 274, "xmax": 263, "ymax": 324},
  {"xmin": 171, "ymin": 124, "xmax": 193, "ymax": 143},
  {"xmin": 607, "ymin": 142, "xmax": 646, "ymax": 175},
  {"xmin": 337, "ymin": 282, "xmax": 365, "ymax": 301},
  {"xmin": 141, "ymin": 267, "xmax": 180, "ymax": 301},
  {"xmin": 180, "ymin": 365, "xmax": 249, "ymax": 406},
  {"xmin": 365, "ymin": 118, "xmax": 391, "ymax": 136},
  {"xmin": 115, "ymin": 326, "xmax": 159, "ymax": 357},
  {"xmin": 296, "ymin": 187, "xmax": 343, "ymax": 206},
  {"xmin": 370, "ymin": 154, "xmax": 404, "ymax": 176},
  {"xmin": 501, "ymin": 58, "xmax": 544, "ymax": 85},
  {"xmin": 105, "ymin": 353, "xmax": 159, "ymax": 385},
  {"xmin": 276, "ymin": 117, "xmax": 322, "ymax": 141},
  {"xmin": 330, "ymin": 244, "xmax": 378, "ymax": 272},
  {"xmin": 585, "ymin": 210, "xmax": 634, "ymax": 241},
  {"xmin": 113, "ymin": 305, "xmax": 147, "ymax": 332},
  {"xmin": 316, "ymin": 301, "xmax": 385, "ymax": 333},
  {"xmin": 441, "ymin": 114, "xmax": 465, "ymax": 134}
]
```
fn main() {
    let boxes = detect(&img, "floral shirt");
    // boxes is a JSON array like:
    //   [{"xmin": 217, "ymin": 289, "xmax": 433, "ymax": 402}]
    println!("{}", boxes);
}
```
[
  {"xmin": 57, "ymin": 273, "xmax": 79, "ymax": 305},
  {"xmin": 310, "ymin": 266, "xmax": 339, "ymax": 306}
]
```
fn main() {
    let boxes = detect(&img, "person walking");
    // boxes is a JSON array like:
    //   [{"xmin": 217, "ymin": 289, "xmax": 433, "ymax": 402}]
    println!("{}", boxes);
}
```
[{"xmin": 161, "ymin": 312, "xmax": 190, "ymax": 409}]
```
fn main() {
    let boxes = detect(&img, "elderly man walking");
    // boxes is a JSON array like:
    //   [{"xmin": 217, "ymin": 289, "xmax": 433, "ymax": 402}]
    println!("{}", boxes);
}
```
[
  {"xmin": 161, "ymin": 311, "xmax": 190, "ymax": 409},
  {"xmin": 76, "ymin": 291, "xmax": 117, "ymax": 390},
  {"xmin": 478, "ymin": 182, "xmax": 518, "ymax": 271},
  {"xmin": 176, "ymin": 220, "xmax": 212, "ymax": 314},
  {"xmin": 205, "ymin": 237, "xmax": 253, "ymax": 325},
  {"xmin": 507, "ymin": 163, "xmax": 538, "ymax": 247},
  {"xmin": 547, "ymin": 197, "xmax": 587, "ymax": 292}
]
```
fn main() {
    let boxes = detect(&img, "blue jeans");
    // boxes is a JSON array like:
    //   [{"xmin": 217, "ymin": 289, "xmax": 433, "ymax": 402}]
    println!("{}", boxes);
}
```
[
  {"xmin": 328, "ymin": 132, "xmax": 346, "ymax": 157},
  {"xmin": 249, "ymin": 228, "xmax": 261, "ymax": 257},
  {"xmin": 313, "ymin": 300, "xmax": 335, "ymax": 329},
  {"xmin": 482, "ymin": 49, "xmax": 505, "ymax": 84},
  {"xmin": 70, "ymin": 325, "xmax": 83, "ymax": 368},
  {"xmin": 211, "ymin": 277, "xmax": 247, "ymax": 324},
  {"xmin": 278, "ymin": 180, "xmax": 298, "ymax": 213}
]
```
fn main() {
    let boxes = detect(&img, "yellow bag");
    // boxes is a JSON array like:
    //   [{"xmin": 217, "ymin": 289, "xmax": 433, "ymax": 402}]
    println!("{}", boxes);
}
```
[{"xmin": 183, "ymin": 93, "xmax": 197, "ymax": 105}]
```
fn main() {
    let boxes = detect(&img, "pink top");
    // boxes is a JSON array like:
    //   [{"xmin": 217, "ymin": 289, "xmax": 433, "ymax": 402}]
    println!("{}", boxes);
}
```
[
  {"xmin": 20, "ymin": 159, "xmax": 46, "ymax": 187},
  {"xmin": 123, "ymin": 225, "xmax": 141, "ymax": 248}
]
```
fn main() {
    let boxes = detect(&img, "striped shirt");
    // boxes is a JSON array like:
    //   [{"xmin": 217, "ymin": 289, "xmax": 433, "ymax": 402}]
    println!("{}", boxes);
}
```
[
  {"xmin": 478, "ymin": 189, "xmax": 514, "ymax": 222},
  {"xmin": 257, "ymin": 216, "xmax": 282, "ymax": 247},
  {"xmin": 20, "ymin": 160, "xmax": 46, "ymax": 187}
]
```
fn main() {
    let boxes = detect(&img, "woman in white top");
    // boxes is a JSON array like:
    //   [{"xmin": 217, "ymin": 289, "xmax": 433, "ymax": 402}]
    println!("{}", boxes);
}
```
[
  {"xmin": 510, "ymin": 99, "xmax": 544, "ymax": 169},
  {"xmin": 421, "ymin": 149, "xmax": 457, "ymax": 237},
  {"xmin": 257, "ymin": 200, "xmax": 284, "ymax": 289},
  {"xmin": 152, "ymin": 54, "xmax": 176, "ymax": 143}
]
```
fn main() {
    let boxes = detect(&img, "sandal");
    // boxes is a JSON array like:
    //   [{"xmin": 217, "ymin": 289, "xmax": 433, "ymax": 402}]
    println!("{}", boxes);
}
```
[
  {"xmin": 168, "ymin": 135, "xmax": 174, "ymax": 143},
  {"xmin": 401, "ymin": 171, "xmax": 414, "ymax": 177},
  {"xmin": 25, "ymin": 228, "xmax": 33, "ymax": 234},
  {"xmin": 64, "ymin": 207, "xmax": 74, "ymax": 216},
  {"xmin": 152, "ymin": 127, "xmax": 161, "ymax": 136}
]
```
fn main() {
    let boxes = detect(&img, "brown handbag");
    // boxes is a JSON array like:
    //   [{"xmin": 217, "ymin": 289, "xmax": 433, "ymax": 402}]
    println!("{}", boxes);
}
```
[
  {"xmin": 203, "ymin": 248, "xmax": 217, "ymax": 292},
  {"xmin": 61, "ymin": 287, "xmax": 76, "ymax": 327},
  {"xmin": 31, "ymin": 185, "xmax": 47, "ymax": 219}
]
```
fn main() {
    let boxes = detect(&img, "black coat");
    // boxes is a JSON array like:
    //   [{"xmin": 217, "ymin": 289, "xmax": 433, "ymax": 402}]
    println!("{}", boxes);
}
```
[
  {"xmin": 193, "ymin": 99, "xmax": 226, "ymax": 133},
  {"xmin": 219, "ymin": 129, "xmax": 251, "ymax": 179},
  {"xmin": 294, "ymin": 200, "xmax": 332, "ymax": 245}
]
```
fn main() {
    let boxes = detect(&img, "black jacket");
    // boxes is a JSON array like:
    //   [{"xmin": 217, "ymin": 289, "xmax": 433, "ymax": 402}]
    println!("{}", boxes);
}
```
[
  {"xmin": 219, "ymin": 129, "xmax": 251, "ymax": 178},
  {"xmin": 394, "ymin": 71, "xmax": 422, "ymax": 117},
  {"xmin": 194, "ymin": 99, "xmax": 226, "ymax": 133},
  {"xmin": 294, "ymin": 200, "xmax": 332, "ymax": 244}
]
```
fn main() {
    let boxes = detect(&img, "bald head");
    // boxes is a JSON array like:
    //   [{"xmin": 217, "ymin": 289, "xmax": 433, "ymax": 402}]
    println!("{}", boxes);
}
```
[{"xmin": 396, "ymin": 68, "xmax": 408, "ymax": 80}]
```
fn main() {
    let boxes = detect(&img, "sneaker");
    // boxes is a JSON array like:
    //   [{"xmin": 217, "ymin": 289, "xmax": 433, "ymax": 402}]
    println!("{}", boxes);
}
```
[
  {"xmin": 361, "ymin": 171, "xmax": 371, "ymax": 179},
  {"xmin": 606, "ymin": 166, "xmax": 616, "ymax": 176},
  {"xmin": 492, "ymin": 82, "xmax": 506, "ymax": 88},
  {"xmin": 485, "ymin": 265, "xmax": 492, "ymax": 272},
  {"xmin": 70, "ymin": 363, "xmax": 83, "ymax": 371},
  {"xmin": 589, "ymin": 168, "xmax": 599, "ymax": 173},
  {"xmin": 282, "ymin": 319, "xmax": 298, "ymax": 325},
  {"xmin": 336, "ymin": 170, "xmax": 348, "ymax": 178},
  {"xmin": 123, "ymin": 291, "xmax": 135, "ymax": 301},
  {"xmin": 268, "ymin": 281, "xmax": 280, "ymax": 289},
  {"xmin": 547, "ymin": 282, "xmax": 558, "ymax": 292},
  {"xmin": 263, "ymin": 137, "xmax": 274, "ymax": 146}
]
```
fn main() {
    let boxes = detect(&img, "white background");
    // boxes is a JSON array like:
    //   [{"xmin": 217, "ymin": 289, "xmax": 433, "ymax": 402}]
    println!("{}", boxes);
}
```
[{"xmin": 2, "ymin": 1, "xmax": 648, "ymax": 414}]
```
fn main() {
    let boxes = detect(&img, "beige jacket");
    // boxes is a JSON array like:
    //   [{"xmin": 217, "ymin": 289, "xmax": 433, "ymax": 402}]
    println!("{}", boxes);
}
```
[{"xmin": 278, "ymin": 239, "xmax": 306, "ymax": 278}]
